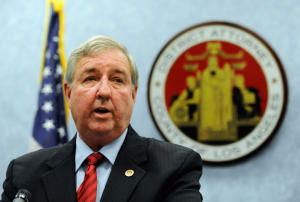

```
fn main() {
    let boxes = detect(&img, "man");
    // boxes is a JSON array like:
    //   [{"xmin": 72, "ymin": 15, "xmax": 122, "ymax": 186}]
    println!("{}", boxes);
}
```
[{"xmin": 1, "ymin": 36, "xmax": 203, "ymax": 202}]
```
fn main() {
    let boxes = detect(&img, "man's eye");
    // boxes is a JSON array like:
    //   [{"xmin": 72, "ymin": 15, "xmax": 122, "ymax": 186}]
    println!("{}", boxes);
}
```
[
  {"xmin": 113, "ymin": 78, "xmax": 123, "ymax": 83},
  {"xmin": 84, "ymin": 77, "xmax": 96, "ymax": 82}
]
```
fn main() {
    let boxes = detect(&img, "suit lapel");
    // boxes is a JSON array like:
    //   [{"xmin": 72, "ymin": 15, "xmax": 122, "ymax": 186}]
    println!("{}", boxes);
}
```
[
  {"xmin": 101, "ymin": 126, "xmax": 148, "ymax": 202},
  {"xmin": 41, "ymin": 137, "xmax": 77, "ymax": 202}
]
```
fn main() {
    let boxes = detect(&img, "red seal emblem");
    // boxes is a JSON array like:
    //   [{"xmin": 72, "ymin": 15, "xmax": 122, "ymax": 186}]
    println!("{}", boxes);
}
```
[{"xmin": 148, "ymin": 22, "xmax": 287, "ymax": 162}]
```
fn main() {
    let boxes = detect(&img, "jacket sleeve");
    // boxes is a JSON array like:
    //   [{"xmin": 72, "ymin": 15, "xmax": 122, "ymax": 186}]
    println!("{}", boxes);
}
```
[
  {"xmin": 1, "ymin": 160, "xmax": 18, "ymax": 202},
  {"xmin": 163, "ymin": 150, "xmax": 203, "ymax": 202}
]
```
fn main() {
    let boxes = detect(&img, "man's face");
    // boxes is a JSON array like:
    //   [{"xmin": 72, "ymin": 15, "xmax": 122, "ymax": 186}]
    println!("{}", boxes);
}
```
[{"xmin": 64, "ymin": 49, "xmax": 137, "ymax": 149}]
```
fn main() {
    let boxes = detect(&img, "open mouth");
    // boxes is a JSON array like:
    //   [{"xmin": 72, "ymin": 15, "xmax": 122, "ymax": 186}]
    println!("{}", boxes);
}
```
[{"xmin": 95, "ymin": 108, "xmax": 110, "ymax": 114}]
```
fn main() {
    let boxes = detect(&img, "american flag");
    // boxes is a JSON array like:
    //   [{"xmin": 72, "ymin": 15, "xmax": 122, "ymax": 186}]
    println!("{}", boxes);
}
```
[{"xmin": 31, "ymin": 2, "xmax": 68, "ymax": 150}]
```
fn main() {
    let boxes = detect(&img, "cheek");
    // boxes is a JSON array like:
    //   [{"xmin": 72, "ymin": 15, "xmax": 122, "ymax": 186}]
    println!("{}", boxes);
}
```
[
  {"xmin": 115, "ymin": 91, "xmax": 135, "ymax": 113},
  {"xmin": 70, "ymin": 89, "xmax": 95, "ymax": 114}
]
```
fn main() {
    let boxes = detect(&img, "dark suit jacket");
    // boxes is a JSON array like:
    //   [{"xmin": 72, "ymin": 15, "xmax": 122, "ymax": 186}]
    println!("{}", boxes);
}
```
[{"xmin": 1, "ymin": 126, "xmax": 202, "ymax": 202}]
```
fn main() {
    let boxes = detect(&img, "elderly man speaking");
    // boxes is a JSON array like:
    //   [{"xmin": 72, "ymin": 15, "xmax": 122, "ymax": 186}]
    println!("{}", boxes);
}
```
[{"xmin": 1, "ymin": 36, "xmax": 203, "ymax": 202}]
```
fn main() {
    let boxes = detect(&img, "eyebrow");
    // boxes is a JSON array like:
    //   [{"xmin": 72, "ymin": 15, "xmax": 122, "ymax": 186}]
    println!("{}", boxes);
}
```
[
  {"xmin": 112, "ymin": 69, "xmax": 127, "ymax": 76},
  {"xmin": 82, "ymin": 67, "xmax": 97, "ymax": 75},
  {"xmin": 77, "ymin": 67, "xmax": 98, "ymax": 81},
  {"xmin": 79, "ymin": 67, "xmax": 128, "ymax": 79}
]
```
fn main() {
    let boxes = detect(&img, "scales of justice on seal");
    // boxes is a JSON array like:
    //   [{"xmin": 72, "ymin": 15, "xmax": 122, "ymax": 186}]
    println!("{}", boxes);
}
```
[{"xmin": 148, "ymin": 22, "xmax": 287, "ymax": 163}]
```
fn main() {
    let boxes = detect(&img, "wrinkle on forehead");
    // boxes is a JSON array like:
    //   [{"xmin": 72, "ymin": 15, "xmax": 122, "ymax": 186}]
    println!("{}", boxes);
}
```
[{"xmin": 75, "ymin": 50, "xmax": 131, "ymax": 79}]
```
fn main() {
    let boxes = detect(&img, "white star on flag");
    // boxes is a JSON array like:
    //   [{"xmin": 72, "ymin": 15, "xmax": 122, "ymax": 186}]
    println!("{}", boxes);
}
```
[
  {"xmin": 57, "ymin": 127, "xmax": 66, "ymax": 138},
  {"xmin": 55, "ymin": 65, "xmax": 62, "ymax": 77},
  {"xmin": 53, "ymin": 54, "xmax": 59, "ymax": 60},
  {"xmin": 52, "ymin": 36, "xmax": 59, "ymax": 42},
  {"xmin": 56, "ymin": 83, "xmax": 62, "ymax": 93},
  {"xmin": 42, "ymin": 119, "xmax": 55, "ymax": 131},
  {"xmin": 46, "ymin": 50, "xmax": 51, "ymax": 59},
  {"xmin": 43, "ymin": 66, "xmax": 51, "ymax": 78},
  {"xmin": 41, "ymin": 101, "xmax": 53, "ymax": 113},
  {"xmin": 41, "ymin": 84, "xmax": 53, "ymax": 96}
]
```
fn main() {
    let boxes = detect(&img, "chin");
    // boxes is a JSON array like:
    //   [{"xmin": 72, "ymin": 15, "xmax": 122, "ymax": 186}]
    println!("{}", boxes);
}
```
[
  {"xmin": 91, "ymin": 127, "xmax": 113, "ymax": 135},
  {"xmin": 90, "ymin": 122, "xmax": 117, "ymax": 133}
]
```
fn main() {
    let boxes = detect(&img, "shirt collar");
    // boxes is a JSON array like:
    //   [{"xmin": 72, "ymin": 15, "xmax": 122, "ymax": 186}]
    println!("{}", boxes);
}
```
[{"xmin": 75, "ymin": 128, "xmax": 128, "ymax": 172}]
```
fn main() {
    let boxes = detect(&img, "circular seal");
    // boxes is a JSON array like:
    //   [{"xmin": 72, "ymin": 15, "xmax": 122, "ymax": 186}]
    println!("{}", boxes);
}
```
[{"xmin": 148, "ymin": 22, "xmax": 287, "ymax": 163}]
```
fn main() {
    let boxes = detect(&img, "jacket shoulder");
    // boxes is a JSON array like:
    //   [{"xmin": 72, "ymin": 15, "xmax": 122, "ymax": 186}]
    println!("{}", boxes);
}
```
[
  {"xmin": 146, "ymin": 136, "xmax": 201, "ymax": 160},
  {"xmin": 15, "ymin": 145, "xmax": 63, "ymax": 164},
  {"xmin": 9, "ymin": 140, "xmax": 75, "ymax": 183}
]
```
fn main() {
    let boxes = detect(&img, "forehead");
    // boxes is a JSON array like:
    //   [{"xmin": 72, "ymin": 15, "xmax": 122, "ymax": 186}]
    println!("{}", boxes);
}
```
[{"xmin": 75, "ymin": 49, "xmax": 131, "ymax": 75}]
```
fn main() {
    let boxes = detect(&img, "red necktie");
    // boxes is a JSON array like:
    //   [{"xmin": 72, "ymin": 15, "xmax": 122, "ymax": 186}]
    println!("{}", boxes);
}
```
[{"xmin": 77, "ymin": 153, "xmax": 103, "ymax": 202}]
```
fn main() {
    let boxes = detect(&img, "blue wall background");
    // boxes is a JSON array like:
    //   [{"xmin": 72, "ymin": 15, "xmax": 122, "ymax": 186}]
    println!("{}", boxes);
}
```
[{"xmin": 0, "ymin": 0, "xmax": 299, "ymax": 201}]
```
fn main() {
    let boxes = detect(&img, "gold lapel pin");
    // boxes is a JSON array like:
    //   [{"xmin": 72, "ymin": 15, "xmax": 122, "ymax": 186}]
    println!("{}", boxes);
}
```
[{"xmin": 125, "ymin": 169, "xmax": 134, "ymax": 177}]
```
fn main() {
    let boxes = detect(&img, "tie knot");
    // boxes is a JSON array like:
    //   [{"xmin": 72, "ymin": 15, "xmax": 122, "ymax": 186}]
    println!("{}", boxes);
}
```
[{"xmin": 86, "ymin": 153, "xmax": 102, "ymax": 166}]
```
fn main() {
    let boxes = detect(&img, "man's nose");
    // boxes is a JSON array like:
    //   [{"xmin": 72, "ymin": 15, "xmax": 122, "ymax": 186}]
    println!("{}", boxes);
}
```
[{"xmin": 96, "ymin": 77, "xmax": 111, "ymax": 98}]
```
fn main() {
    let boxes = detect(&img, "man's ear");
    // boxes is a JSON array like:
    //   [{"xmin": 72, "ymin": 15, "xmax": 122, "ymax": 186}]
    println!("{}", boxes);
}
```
[
  {"xmin": 63, "ymin": 82, "xmax": 71, "ymax": 106},
  {"xmin": 132, "ymin": 85, "xmax": 138, "ymax": 103}
]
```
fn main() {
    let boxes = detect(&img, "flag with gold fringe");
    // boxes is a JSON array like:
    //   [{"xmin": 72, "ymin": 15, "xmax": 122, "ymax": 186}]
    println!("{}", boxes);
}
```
[{"xmin": 30, "ymin": 0, "xmax": 68, "ymax": 151}]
